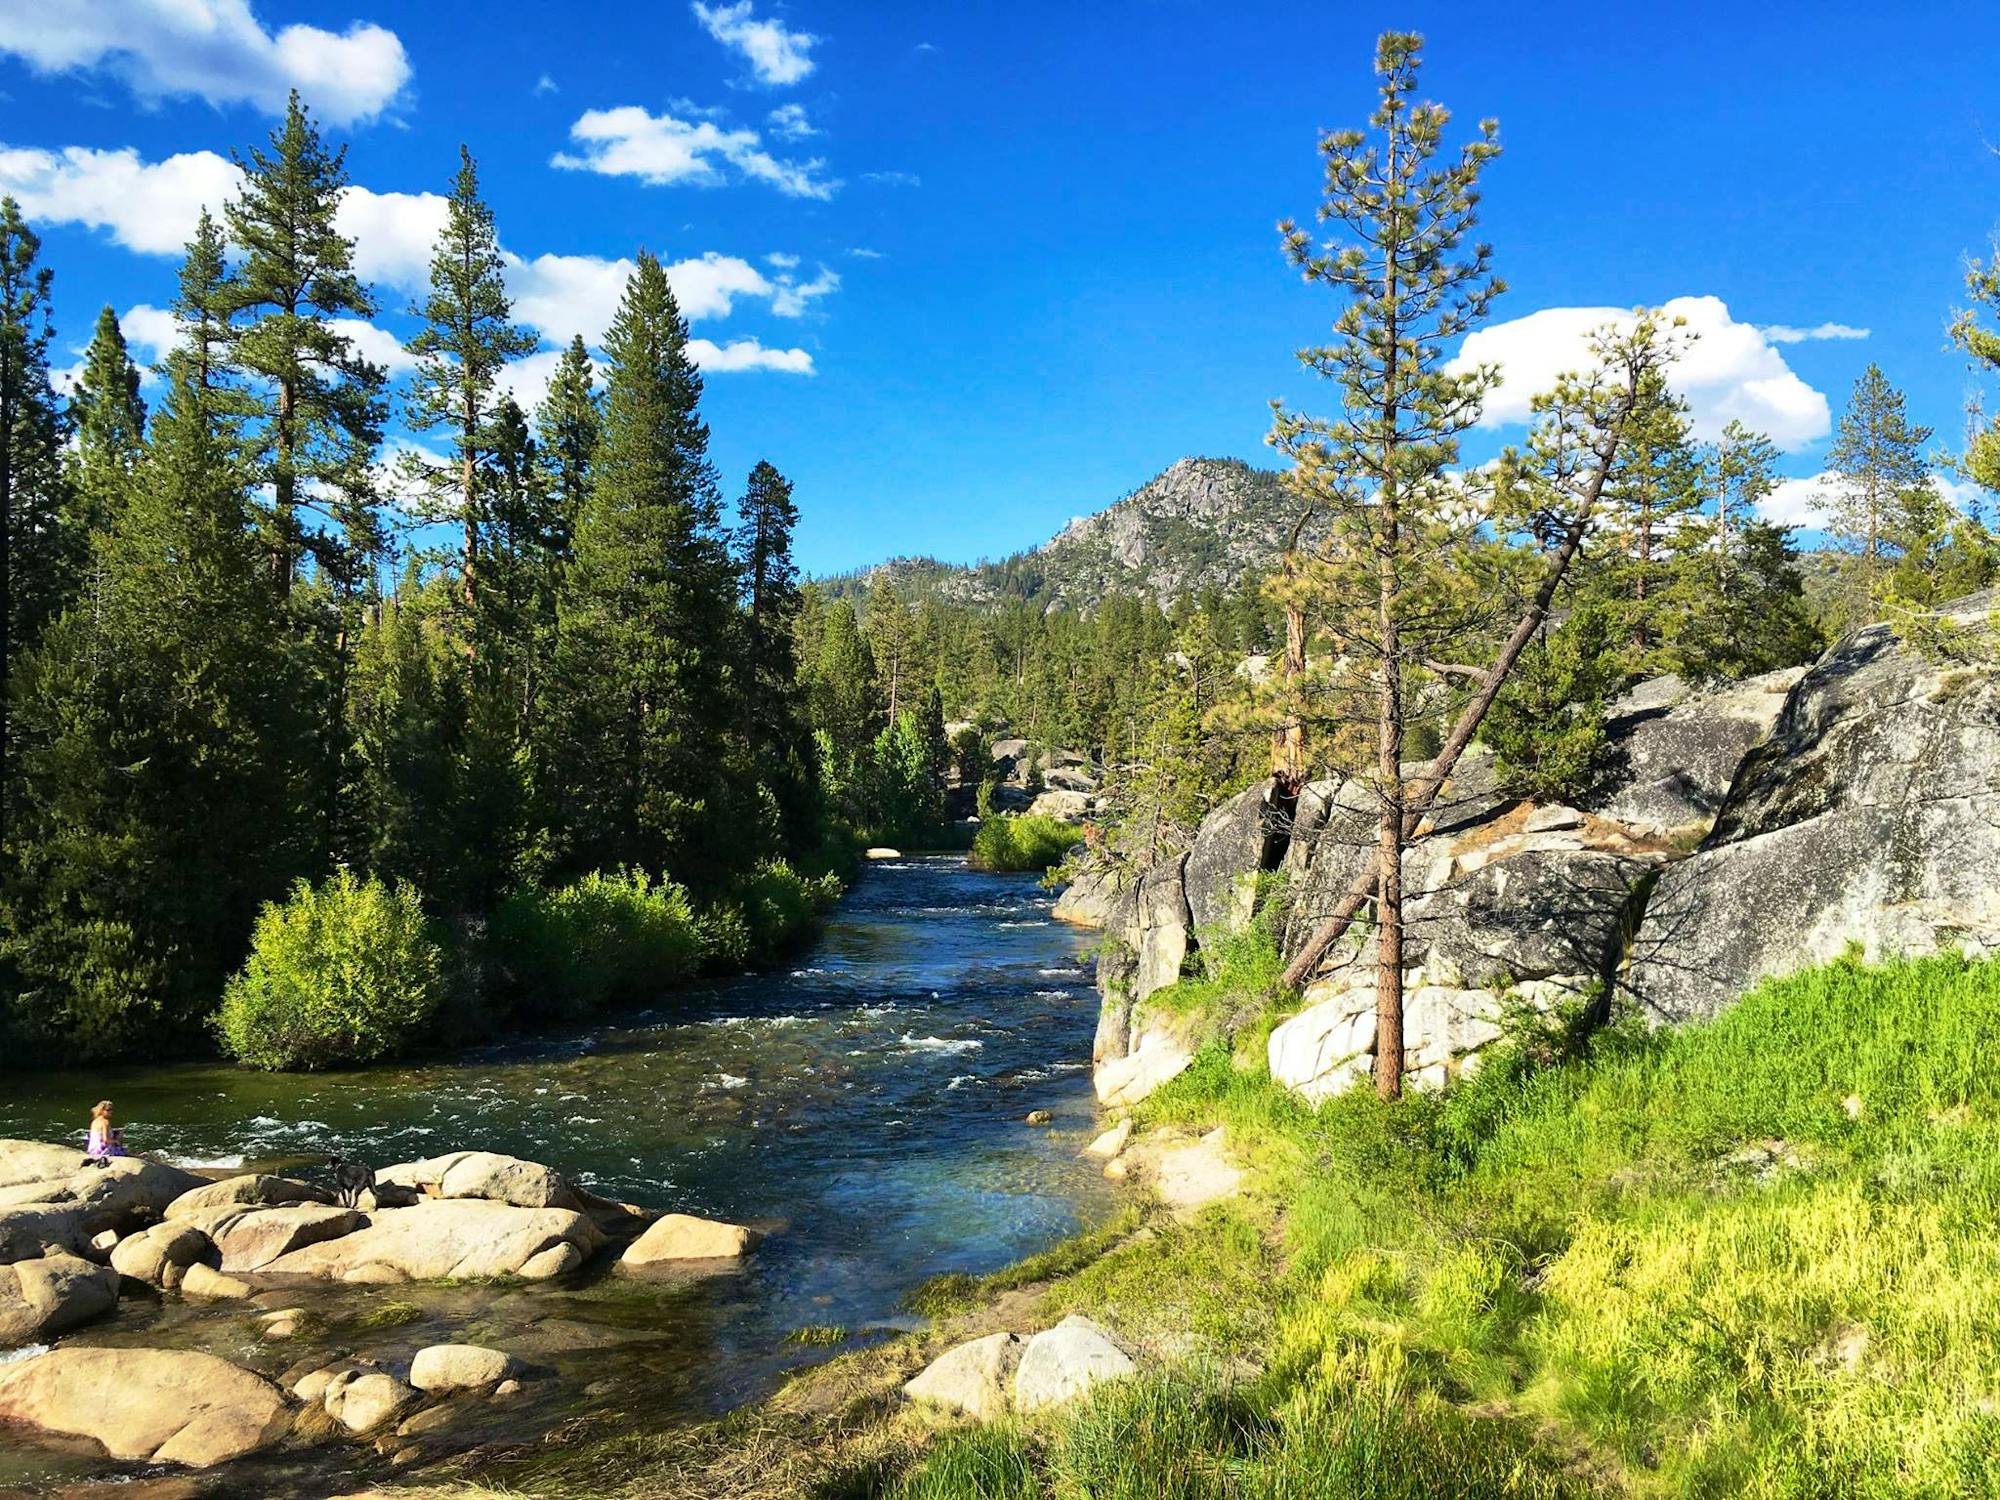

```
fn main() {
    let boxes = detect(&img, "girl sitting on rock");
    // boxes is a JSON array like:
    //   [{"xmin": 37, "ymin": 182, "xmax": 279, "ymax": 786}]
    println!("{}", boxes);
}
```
[{"xmin": 85, "ymin": 1099, "xmax": 126, "ymax": 1163}]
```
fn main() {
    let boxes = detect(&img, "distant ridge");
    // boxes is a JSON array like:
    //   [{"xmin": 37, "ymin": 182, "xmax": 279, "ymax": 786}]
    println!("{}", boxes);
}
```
[{"xmin": 819, "ymin": 456, "xmax": 1296, "ymax": 610}]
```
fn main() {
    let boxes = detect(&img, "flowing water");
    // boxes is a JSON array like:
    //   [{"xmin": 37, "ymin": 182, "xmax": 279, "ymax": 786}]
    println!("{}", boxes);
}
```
[{"xmin": 0, "ymin": 856, "xmax": 1116, "ymax": 1497}]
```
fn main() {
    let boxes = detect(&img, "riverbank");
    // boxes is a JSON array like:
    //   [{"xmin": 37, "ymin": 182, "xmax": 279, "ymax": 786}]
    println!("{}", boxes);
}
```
[
  {"xmin": 388, "ymin": 948, "xmax": 2000, "ymax": 1500},
  {"xmin": 0, "ymin": 858, "xmax": 1115, "ymax": 1497}
]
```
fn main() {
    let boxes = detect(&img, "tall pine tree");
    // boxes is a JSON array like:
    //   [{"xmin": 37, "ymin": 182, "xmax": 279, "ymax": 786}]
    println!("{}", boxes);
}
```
[
  {"xmin": 66, "ymin": 306, "xmax": 147, "ymax": 541},
  {"xmin": 539, "ymin": 251, "xmax": 741, "ymax": 885}
]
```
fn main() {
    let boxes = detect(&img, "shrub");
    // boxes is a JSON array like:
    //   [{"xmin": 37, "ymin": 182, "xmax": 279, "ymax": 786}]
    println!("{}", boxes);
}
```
[
  {"xmin": 217, "ymin": 869, "xmax": 446, "ymax": 1070},
  {"xmin": 730, "ymin": 858, "xmax": 841, "ymax": 964},
  {"xmin": 970, "ymin": 813, "xmax": 1076, "ymax": 872},
  {"xmin": 487, "ymin": 868, "xmax": 701, "ymax": 1020}
]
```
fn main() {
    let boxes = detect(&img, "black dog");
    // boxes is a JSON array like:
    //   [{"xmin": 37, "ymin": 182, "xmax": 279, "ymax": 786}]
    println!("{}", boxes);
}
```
[{"xmin": 330, "ymin": 1157, "xmax": 375, "ymax": 1209}]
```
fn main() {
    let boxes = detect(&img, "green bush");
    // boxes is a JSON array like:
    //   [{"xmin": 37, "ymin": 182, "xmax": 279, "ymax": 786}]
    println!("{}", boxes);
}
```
[
  {"xmin": 216, "ymin": 869, "xmax": 446, "ymax": 1070},
  {"xmin": 487, "ymin": 868, "xmax": 701, "ymax": 1020},
  {"xmin": 969, "ymin": 813, "xmax": 1077, "ymax": 872},
  {"xmin": 730, "ymin": 857, "xmax": 842, "ymax": 964}
]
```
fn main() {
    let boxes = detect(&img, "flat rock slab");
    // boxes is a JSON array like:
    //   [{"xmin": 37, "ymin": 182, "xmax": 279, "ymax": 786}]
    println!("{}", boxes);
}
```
[
  {"xmin": 263, "ymin": 1198, "xmax": 605, "ymax": 1283},
  {"xmin": 1149, "ymin": 1130, "xmax": 1245, "ymax": 1214},
  {"xmin": 905, "ymin": 1332, "xmax": 1026, "ymax": 1422},
  {"xmin": 166, "ymin": 1174, "xmax": 330, "ymax": 1219},
  {"xmin": 177, "ymin": 1203, "xmax": 366, "ymax": 1273},
  {"xmin": 1014, "ymin": 1314, "xmax": 1137, "ymax": 1412},
  {"xmin": 0, "ymin": 1347, "xmax": 290, "ymax": 1467}
]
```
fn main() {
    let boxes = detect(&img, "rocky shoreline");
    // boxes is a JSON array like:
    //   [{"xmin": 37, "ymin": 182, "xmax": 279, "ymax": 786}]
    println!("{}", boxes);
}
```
[{"xmin": 0, "ymin": 1139, "xmax": 760, "ymax": 1474}]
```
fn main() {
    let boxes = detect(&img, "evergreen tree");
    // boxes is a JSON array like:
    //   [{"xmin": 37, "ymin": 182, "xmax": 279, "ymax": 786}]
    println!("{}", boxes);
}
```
[
  {"xmin": 733, "ymin": 460, "xmax": 814, "ymax": 850},
  {"xmin": 1268, "ymin": 32, "xmax": 1503, "ymax": 1098},
  {"xmin": 0, "ymin": 198, "xmax": 69, "ymax": 675},
  {"xmin": 174, "ymin": 210, "xmax": 235, "ymax": 399},
  {"xmin": 404, "ymin": 147, "xmax": 539, "ymax": 607},
  {"xmin": 224, "ymin": 91, "xmax": 387, "ymax": 594},
  {"xmin": 536, "ymin": 334, "xmax": 600, "ymax": 561},
  {"xmin": 3, "ymin": 359, "xmax": 316, "ymax": 1055},
  {"xmin": 1598, "ymin": 371, "xmax": 1703, "ymax": 667},
  {"xmin": 1823, "ymin": 364, "xmax": 1933, "ymax": 586},
  {"xmin": 539, "ymin": 251, "xmax": 740, "ymax": 884},
  {"xmin": 65, "ymin": 306, "xmax": 147, "ymax": 540}
]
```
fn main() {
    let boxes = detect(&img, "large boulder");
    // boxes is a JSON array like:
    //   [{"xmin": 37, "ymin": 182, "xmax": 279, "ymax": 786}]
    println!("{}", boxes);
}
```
[
  {"xmin": 904, "ymin": 1332, "xmax": 1026, "ymax": 1421},
  {"xmin": 322, "ymin": 1369, "xmax": 416, "ymax": 1433},
  {"xmin": 1592, "ymin": 668, "xmax": 1802, "ymax": 835},
  {"xmin": 1026, "ymin": 788, "xmax": 1094, "ymax": 823},
  {"xmin": 0, "ymin": 1203, "xmax": 91, "ymax": 1262},
  {"xmin": 377, "ymin": 1150, "xmax": 580, "ymax": 1211},
  {"xmin": 261, "ymin": 1198, "xmax": 604, "ymax": 1283},
  {"xmin": 621, "ymin": 1212, "xmax": 759, "ymax": 1266},
  {"xmin": 1281, "ymin": 780, "xmax": 1382, "ymax": 966},
  {"xmin": 166, "ymin": 1174, "xmax": 330, "ymax": 1219},
  {"xmin": 1053, "ymin": 860, "xmax": 1129, "ymax": 929},
  {"xmin": 1183, "ymin": 781, "xmax": 1284, "ymax": 940},
  {"xmin": 175, "ymin": 1203, "xmax": 365, "ymax": 1273},
  {"xmin": 0, "ymin": 1145, "xmax": 205, "ymax": 1245},
  {"xmin": 1125, "ymin": 855, "xmax": 1192, "ymax": 1002},
  {"xmin": 0, "ymin": 1347, "xmax": 290, "ymax": 1467},
  {"xmin": 1013, "ymin": 1315, "xmax": 1136, "ymax": 1412},
  {"xmin": 109, "ymin": 1220, "xmax": 214, "ymax": 1287},
  {"xmin": 0, "ymin": 1252, "xmax": 118, "ymax": 1345},
  {"xmin": 1631, "ymin": 600, "xmax": 2000, "ymax": 1023}
]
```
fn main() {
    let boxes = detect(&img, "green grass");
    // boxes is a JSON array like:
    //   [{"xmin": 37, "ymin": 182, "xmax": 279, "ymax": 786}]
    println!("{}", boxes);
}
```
[
  {"xmin": 968, "ymin": 814, "xmax": 1079, "ymax": 873},
  {"xmin": 877, "ymin": 951, "xmax": 2000, "ymax": 1500},
  {"xmin": 787, "ymin": 1324, "xmax": 851, "ymax": 1347},
  {"xmin": 903, "ymin": 1208, "xmax": 1144, "ymax": 1320}
]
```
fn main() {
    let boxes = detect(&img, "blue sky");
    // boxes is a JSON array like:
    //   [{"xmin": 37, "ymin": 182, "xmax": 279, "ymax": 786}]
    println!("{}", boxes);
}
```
[{"xmin": 4, "ymin": 1, "xmax": 1999, "ymax": 576}]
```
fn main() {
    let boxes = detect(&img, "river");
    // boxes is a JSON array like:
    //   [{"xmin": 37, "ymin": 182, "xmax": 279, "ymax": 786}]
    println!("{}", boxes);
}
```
[{"xmin": 0, "ymin": 855, "xmax": 1114, "ymax": 1497}]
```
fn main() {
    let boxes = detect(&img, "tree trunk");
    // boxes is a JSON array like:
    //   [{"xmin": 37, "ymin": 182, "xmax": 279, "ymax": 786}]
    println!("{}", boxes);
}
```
[
  {"xmin": 1374, "ymin": 512, "xmax": 1405, "ymax": 1100},
  {"xmin": 275, "ymin": 375, "xmax": 295, "ymax": 595}
]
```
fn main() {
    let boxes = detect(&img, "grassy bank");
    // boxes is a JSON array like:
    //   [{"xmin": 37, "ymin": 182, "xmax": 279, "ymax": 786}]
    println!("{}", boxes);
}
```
[{"xmin": 442, "ymin": 947, "xmax": 2000, "ymax": 1498}]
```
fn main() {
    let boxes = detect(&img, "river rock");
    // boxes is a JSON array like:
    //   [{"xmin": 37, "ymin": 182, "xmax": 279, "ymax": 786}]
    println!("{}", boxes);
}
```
[
  {"xmin": 410, "ymin": 1343, "xmax": 513, "ymax": 1392},
  {"xmin": 1184, "ymin": 781, "xmax": 1284, "ymax": 939},
  {"xmin": 377, "ymin": 1151, "xmax": 579, "ymax": 1211},
  {"xmin": 109, "ymin": 1220, "xmax": 214, "ymax": 1287},
  {"xmin": 0, "ymin": 1347, "xmax": 290, "ymax": 1467},
  {"xmin": 1592, "ymin": 667, "xmax": 1802, "ymax": 835},
  {"xmin": 864, "ymin": 847, "xmax": 902, "ymax": 860},
  {"xmin": 1027, "ymin": 788, "xmax": 1093, "ymax": 823},
  {"xmin": 904, "ymin": 1332, "xmax": 1027, "ymax": 1421},
  {"xmin": 0, "ymin": 1145, "xmax": 205, "ymax": 1244},
  {"xmin": 323, "ymin": 1369, "xmax": 417, "ymax": 1433},
  {"xmin": 621, "ymin": 1212, "xmax": 759, "ymax": 1266},
  {"xmin": 1148, "ymin": 1128, "xmax": 1245, "ymax": 1214},
  {"xmin": 181, "ymin": 1262, "xmax": 252, "ymax": 1299},
  {"xmin": 1013, "ymin": 1315, "xmax": 1136, "ymax": 1412},
  {"xmin": 1052, "ymin": 861, "xmax": 1128, "ymax": 928},
  {"xmin": 1630, "ymin": 598, "xmax": 2000, "ymax": 1022},
  {"xmin": 1083, "ymin": 1119, "xmax": 1132, "ymax": 1159},
  {"xmin": 166, "ymin": 1174, "xmax": 330, "ymax": 1219},
  {"xmin": 0, "ymin": 1204, "xmax": 92, "ymax": 1263},
  {"xmin": 262, "ymin": 1198, "xmax": 605, "ymax": 1282},
  {"xmin": 176, "ymin": 1203, "xmax": 365, "ymax": 1273},
  {"xmin": 1093, "ymin": 1029, "xmax": 1193, "ymax": 1108},
  {"xmin": 0, "ymin": 1253, "xmax": 118, "ymax": 1344}
]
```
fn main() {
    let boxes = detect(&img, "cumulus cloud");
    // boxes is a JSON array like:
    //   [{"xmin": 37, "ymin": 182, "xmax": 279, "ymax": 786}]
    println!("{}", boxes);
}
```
[
  {"xmin": 0, "ymin": 144, "xmax": 237, "ymax": 254},
  {"xmin": 504, "ymin": 250, "xmax": 836, "ymax": 348},
  {"xmin": 553, "ymin": 104, "xmax": 836, "ymax": 199},
  {"xmin": 336, "ymin": 186, "xmax": 450, "ymax": 292},
  {"xmin": 0, "ymin": 0, "xmax": 410, "ymax": 124},
  {"xmin": 691, "ymin": 1, "xmax": 818, "ymax": 86},
  {"xmin": 688, "ymin": 337, "xmax": 813, "ymax": 373},
  {"xmin": 1759, "ymin": 322, "xmax": 1871, "ymax": 345},
  {"xmin": 1451, "ymin": 295, "xmax": 1833, "ymax": 451},
  {"xmin": 1759, "ymin": 470, "xmax": 1988, "ymax": 530},
  {"xmin": 766, "ymin": 103, "xmax": 816, "ymax": 140}
]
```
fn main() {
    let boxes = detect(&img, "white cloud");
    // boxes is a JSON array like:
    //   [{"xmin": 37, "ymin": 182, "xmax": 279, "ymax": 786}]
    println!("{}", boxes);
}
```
[
  {"xmin": 116, "ymin": 304, "xmax": 183, "ymax": 364},
  {"xmin": 336, "ymin": 186, "xmax": 450, "ymax": 292},
  {"xmin": 332, "ymin": 318, "xmax": 417, "ymax": 374},
  {"xmin": 1451, "ymin": 295, "xmax": 1833, "ymax": 451},
  {"xmin": 1759, "ymin": 322, "xmax": 1871, "ymax": 345},
  {"xmin": 766, "ymin": 102, "xmax": 817, "ymax": 140},
  {"xmin": 0, "ymin": 144, "xmax": 237, "ymax": 254},
  {"xmin": 688, "ymin": 337, "xmax": 813, "ymax": 373},
  {"xmin": 769, "ymin": 264, "xmax": 838, "ymax": 316},
  {"xmin": 493, "ymin": 347, "xmax": 572, "ymax": 414},
  {"xmin": 534, "ymin": 73, "xmax": 558, "ymax": 96},
  {"xmin": 846, "ymin": 246, "xmax": 882, "ymax": 259},
  {"xmin": 1759, "ymin": 470, "xmax": 1988, "ymax": 530},
  {"xmin": 766, "ymin": 251, "xmax": 800, "ymax": 269},
  {"xmin": 504, "ymin": 250, "xmax": 835, "ymax": 347},
  {"xmin": 553, "ymin": 105, "xmax": 836, "ymax": 199},
  {"xmin": 860, "ymin": 170, "xmax": 920, "ymax": 188},
  {"xmin": 0, "ymin": 0, "xmax": 409, "ymax": 125},
  {"xmin": 691, "ymin": 1, "xmax": 818, "ymax": 86}
]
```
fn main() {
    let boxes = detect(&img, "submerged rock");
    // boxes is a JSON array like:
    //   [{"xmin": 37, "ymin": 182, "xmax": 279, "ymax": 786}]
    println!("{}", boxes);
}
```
[
  {"xmin": 0, "ymin": 1252, "xmax": 118, "ymax": 1345},
  {"xmin": 181, "ymin": 1262, "xmax": 252, "ymax": 1300},
  {"xmin": 1013, "ymin": 1315, "xmax": 1136, "ymax": 1412},
  {"xmin": 621, "ymin": 1212, "xmax": 760, "ymax": 1266},
  {"xmin": 905, "ymin": 1331, "xmax": 1027, "ymax": 1421},
  {"xmin": 0, "ymin": 1347, "xmax": 291, "ymax": 1467}
]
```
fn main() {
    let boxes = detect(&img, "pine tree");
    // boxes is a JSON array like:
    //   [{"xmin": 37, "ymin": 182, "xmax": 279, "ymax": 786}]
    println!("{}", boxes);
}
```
[
  {"xmin": 3, "ymin": 357, "xmax": 316, "ymax": 1054},
  {"xmin": 1951, "ymin": 243, "xmax": 2000, "ymax": 497},
  {"xmin": 539, "ymin": 251, "xmax": 740, "ymax": 883},
  {"xmin": 733, "ymin": 460, "xmax": 814, "ymax": 850},
  {"xmin": 224, "ymin": 91, "xmax": 387, "ymax": 594},
  {"xmin": 1599, "ymin": 370, "xmax": 1703, "ymax": 667},
  {"xmin": 174, "ymin": 210, "xmax": 235, "ymax": 398},
  {"xmin": 404, "ymin": 147, "xmax": 539, "ymax": 608},
  {"xmin": 1268, "ymin": 32, "xmax": 1503, "ymax": 1099},
  {"xmin": 536, "ymin": 335, "xmax": 600, "ymax": 561},
  {"xmin": 66, "ymin": 306, "xmax": 147, "ymax": 540},
  {"xmin": 0, "ymin": 196, "xmax": 69, "ymax": 821},
  {"xmin": 1824, "ymin": 364, "xmax": 1932, "ymax": 582}
]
